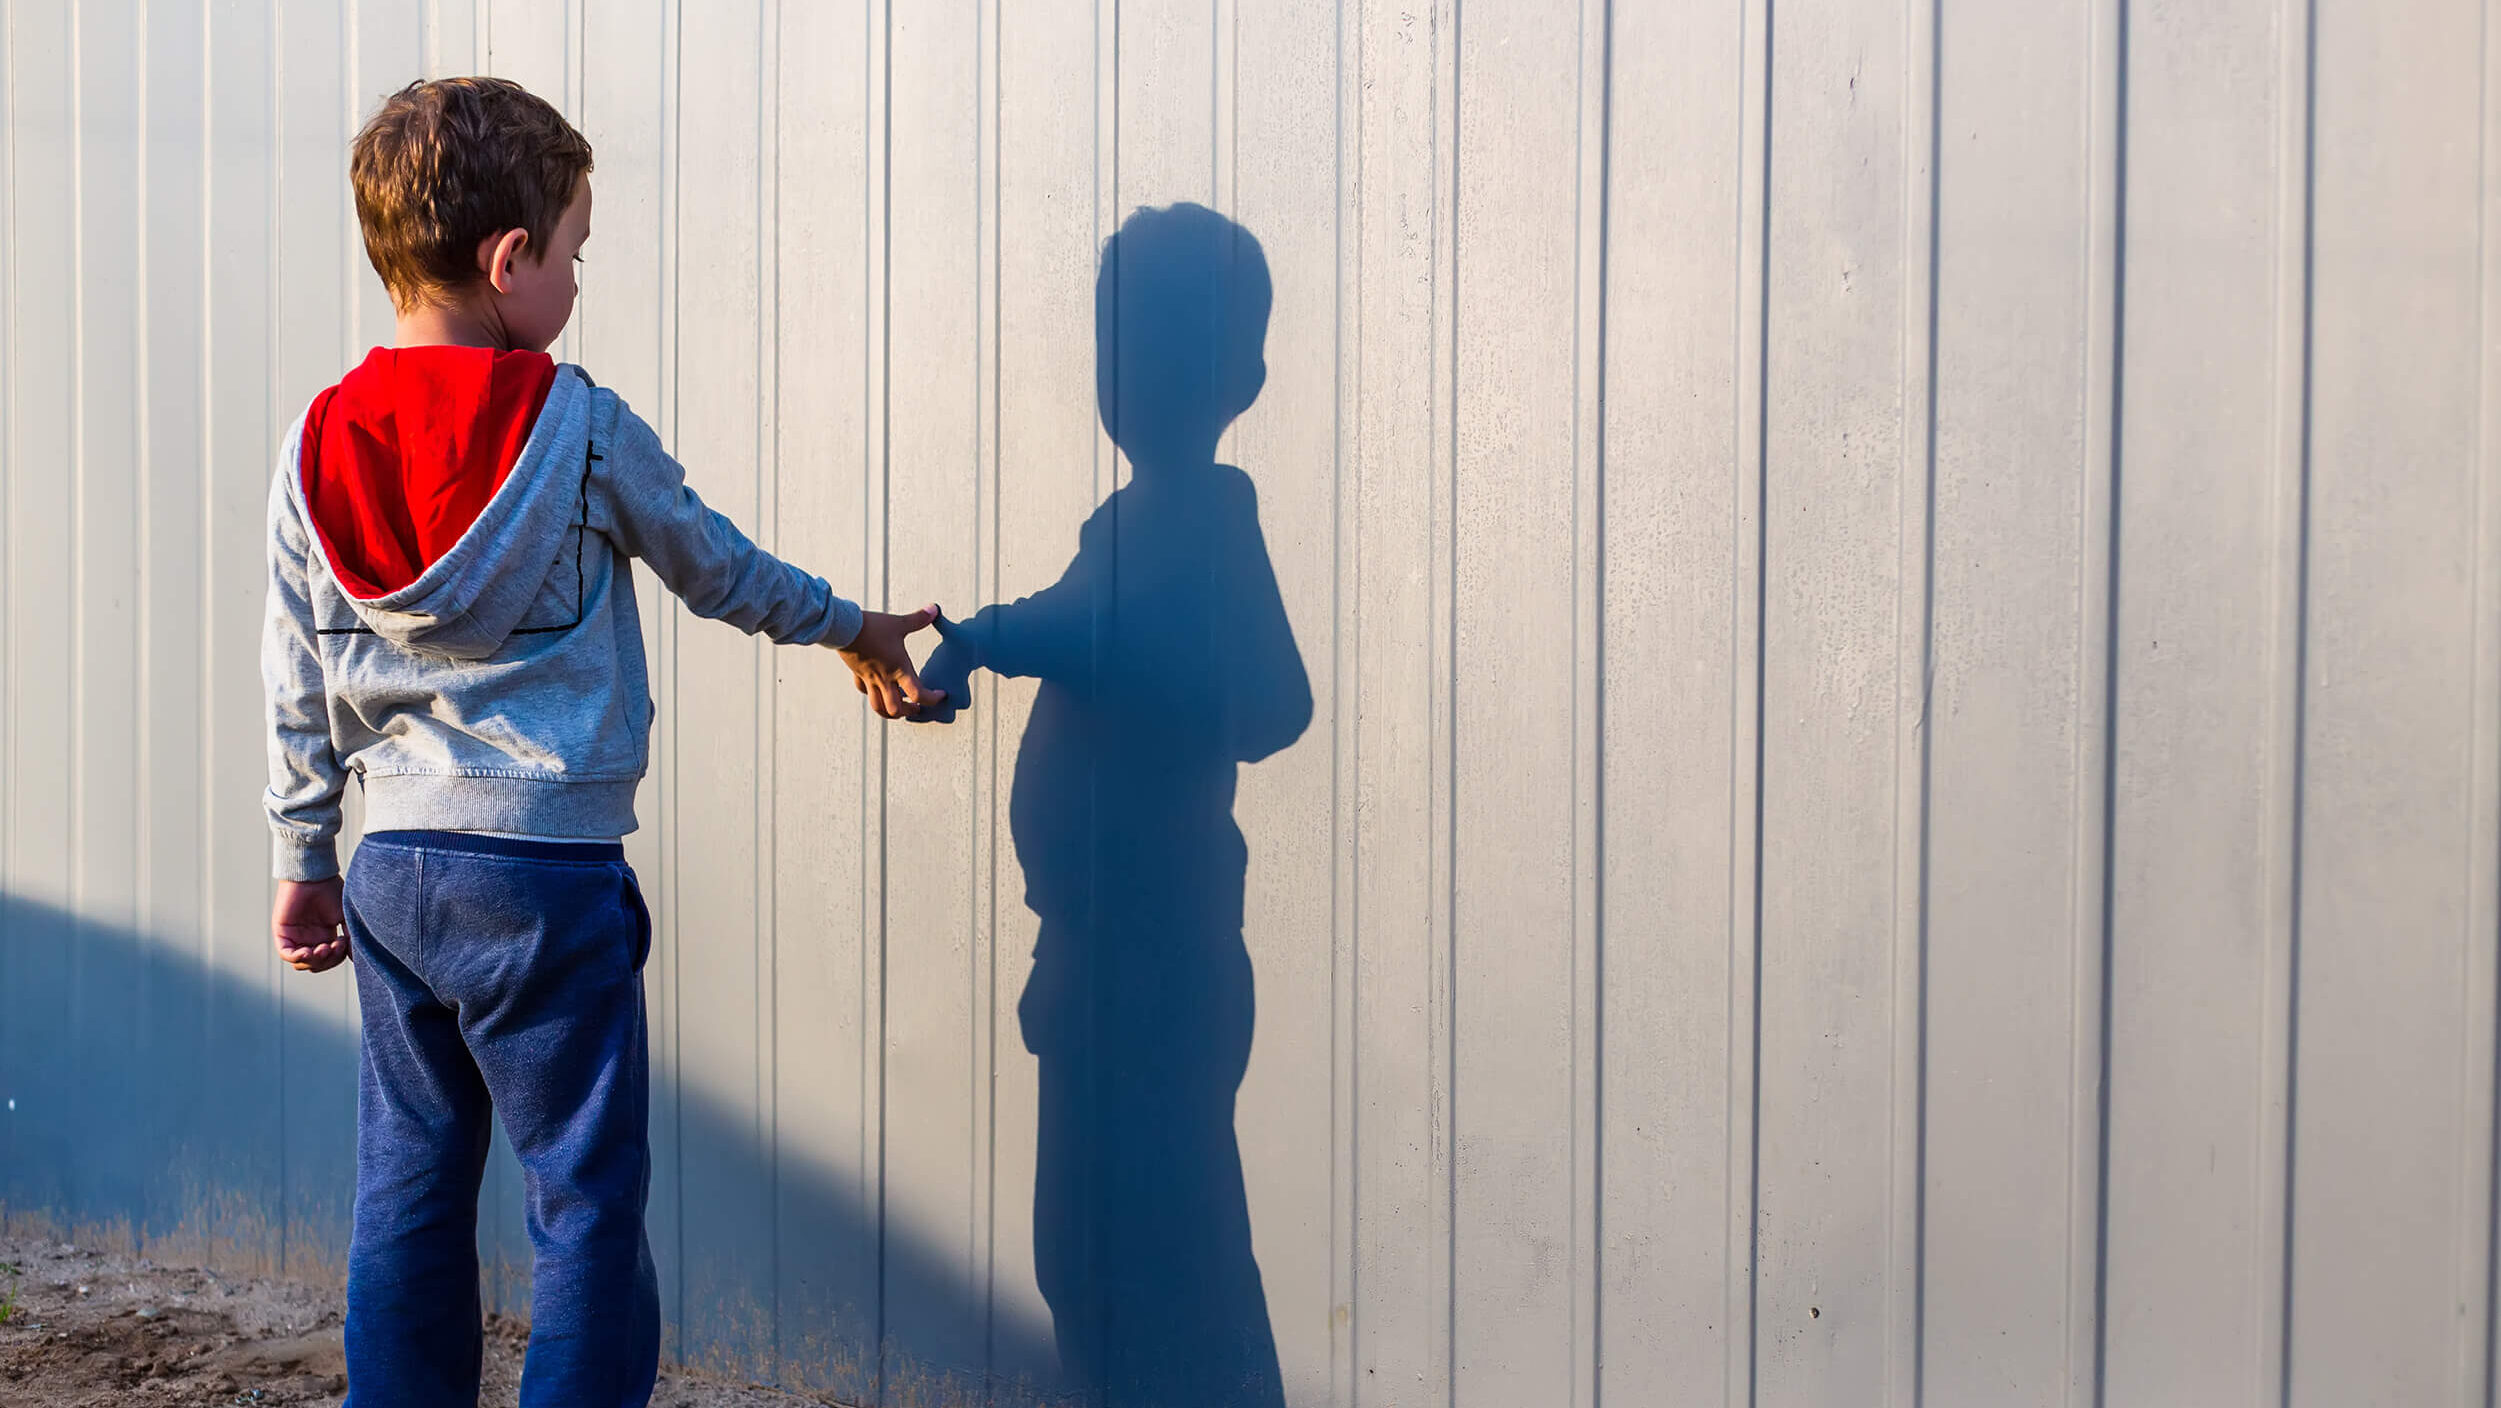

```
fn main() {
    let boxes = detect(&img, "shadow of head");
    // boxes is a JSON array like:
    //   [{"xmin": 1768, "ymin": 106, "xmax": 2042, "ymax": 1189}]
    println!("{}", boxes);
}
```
[{"xmin": 1096, "ymin": 202, "xmax": 1272, "ymax": 470}]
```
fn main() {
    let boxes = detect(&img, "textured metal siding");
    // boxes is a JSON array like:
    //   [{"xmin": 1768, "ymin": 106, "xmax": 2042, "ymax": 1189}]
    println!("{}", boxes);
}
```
[{"xmin": 4, "ymin": 1, "xmax": 2499, "ymax": 1405}]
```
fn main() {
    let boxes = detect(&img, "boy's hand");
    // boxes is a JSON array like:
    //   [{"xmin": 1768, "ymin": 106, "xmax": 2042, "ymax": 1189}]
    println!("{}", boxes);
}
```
[
  {"xmin": 272, "ymin": 878, "xmax": 349, "ymax": 973},
  {"xmin": 838, "ymin": 604, "xmax": 947, "ymax": 720}
]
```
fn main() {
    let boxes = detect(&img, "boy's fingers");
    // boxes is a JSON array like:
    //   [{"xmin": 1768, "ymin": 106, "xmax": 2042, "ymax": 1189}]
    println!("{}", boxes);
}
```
[
  {"xmin": 290, "ymin": 942, "xmax": 344, "ymax": 972},
  {"xmin": 900, "ymin": 603, "xmax": 940, "ymax": 634},
  {"xmin": 280, "ymin": 934, "xmax": 344, "ymax": 970}
]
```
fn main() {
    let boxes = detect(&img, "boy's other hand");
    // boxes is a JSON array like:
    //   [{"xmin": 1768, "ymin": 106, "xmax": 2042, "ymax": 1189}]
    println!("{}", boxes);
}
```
[
  {"xmin": 272, "ymin": 878, "xmax": 349, "ymax": 974},
  {"xmin": 838, "ymin": 604, "xmax": 947, "ymax": 720}
]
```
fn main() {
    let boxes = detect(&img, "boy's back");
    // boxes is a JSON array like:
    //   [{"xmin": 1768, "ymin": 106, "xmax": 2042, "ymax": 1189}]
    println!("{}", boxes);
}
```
[
  {"xmin": 267, "ymin": 341, "xmax": 858, "ymax": 868},
  {"xmin": 260, "ymin": 76, "xmax": 939, "ymax": 1408}
]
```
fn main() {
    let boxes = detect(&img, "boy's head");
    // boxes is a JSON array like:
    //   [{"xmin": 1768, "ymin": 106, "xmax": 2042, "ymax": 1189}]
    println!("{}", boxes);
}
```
[{"xmin": 352, "ymin": 77, "xmax": 593, "ymax": 351}]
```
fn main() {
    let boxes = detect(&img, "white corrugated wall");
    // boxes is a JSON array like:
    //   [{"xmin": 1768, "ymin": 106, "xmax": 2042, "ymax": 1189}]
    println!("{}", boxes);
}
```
[{"xmin": 3, "ymin": 1, "xmax": 2497, "ymax": 1404}]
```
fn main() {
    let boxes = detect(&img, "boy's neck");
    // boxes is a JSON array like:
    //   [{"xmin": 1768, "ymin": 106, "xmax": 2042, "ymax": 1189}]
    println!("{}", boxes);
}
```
[{"xmin": 395, "ymin": 298, "xmax": 525, "ymax": 352}]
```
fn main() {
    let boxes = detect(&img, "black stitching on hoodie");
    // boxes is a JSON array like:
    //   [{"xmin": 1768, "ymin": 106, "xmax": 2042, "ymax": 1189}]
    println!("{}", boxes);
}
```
[
  {"xmin": 506, "ymin": 443, "xmax": 601, "ymax": 636},
  {"xmin": 319, "ymin": 441, "xmax": 600, "ymax": 641}
]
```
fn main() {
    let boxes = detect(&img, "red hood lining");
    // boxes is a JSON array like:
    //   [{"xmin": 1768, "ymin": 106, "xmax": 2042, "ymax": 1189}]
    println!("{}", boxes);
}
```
[{"xmin": 302, "ymin": 345, "xmax": 558, "ymax": 601}]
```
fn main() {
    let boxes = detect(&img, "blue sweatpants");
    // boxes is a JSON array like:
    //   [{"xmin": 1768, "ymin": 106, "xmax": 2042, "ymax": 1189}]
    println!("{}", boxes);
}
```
[{"xmin": 341, "ymin": 830, "xmax": 661, "ymax": 1408}]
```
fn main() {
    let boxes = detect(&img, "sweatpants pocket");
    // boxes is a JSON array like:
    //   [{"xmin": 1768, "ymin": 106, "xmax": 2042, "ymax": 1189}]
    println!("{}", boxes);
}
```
[{"xmin": 618, "ymin": 865, "xmax": 653, "ymax": 972}]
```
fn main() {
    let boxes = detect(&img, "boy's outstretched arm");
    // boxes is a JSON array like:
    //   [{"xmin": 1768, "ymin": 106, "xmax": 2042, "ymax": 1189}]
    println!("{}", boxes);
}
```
[
  {"xmin": 590, "ymin": 402, "xmax": 944, "ymax": 718},
  {"xmin": 261, "ymin": 469, "xmax": 351, "ymax": 973}
]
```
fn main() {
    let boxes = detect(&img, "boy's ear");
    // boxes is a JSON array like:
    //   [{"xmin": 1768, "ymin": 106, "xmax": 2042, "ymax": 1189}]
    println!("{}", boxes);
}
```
[{"xmin": 477, "ymin": 227, "xmax": 531, "ymax": 295}]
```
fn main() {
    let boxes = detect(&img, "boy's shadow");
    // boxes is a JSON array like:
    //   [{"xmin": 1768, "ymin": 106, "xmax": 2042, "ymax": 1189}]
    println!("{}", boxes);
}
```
[{"xmin": 923, "ymin": 204, "xmax": 1309, "ymax": 1406}]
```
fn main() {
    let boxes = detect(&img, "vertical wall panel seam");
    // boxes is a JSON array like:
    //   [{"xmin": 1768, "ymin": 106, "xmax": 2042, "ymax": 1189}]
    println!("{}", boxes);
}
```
[
  {"xmin": 2261, "ymin": 0, "xmax": 2318, "ymax": 1398},
  {"xmin": 871, "ymin": 0, "xmax": 894, "ymax": 1393},
  {"xmin": 1569, "ymin": 0, "xmax": 1584, "ymax": 1392},
  {"xmin": 1416, "ymin": 0, "xmax": 1463, "ymax": 1397},
  {"xmin": 267, "ymin": 0, "xmax": 287, "ymax": 1277},
  {"xmin": 986, "ymin": 0, "xmax": 1005, "ymax": 1367},
  {"xmin": 1329, "ymin": 0, "xmax": 1362, "ymax": 1402},
  {"xmin": 2464, "ymin": 0, "xmax": 2501, "ymax": 1390},
  {"xmin": 193, "ymin": 0, "xmax": 212, "ymax": 980},
  {"xmin": 181, "ymin": 6, "xmax": 206, "ymax": 979},
  {"xmin": 262, "ymin": 0, "xmax": 281, "ymax": 1239},
  {"xmin": 1439, "ymin": 3, "xmax": 1462, "ymax": 1402},
  {"xmin": 340, "ymin": 0, "xmax": 353, "ymax": 370},
  {"xmin": 138, "ymin": 0, "xmax": 156, "ymax": 1200},
  {"xmin": 66, "ymin": 2, "xmax": 84, "ymax": 1163},
  {"xmin": 760, "ymin": 0, "xmax": 782, "ymax": 1366},
  {"xmin": 136, "ymin": 0, "xmax": 153, "ymax": 948},
  {"xmin": 855, "ymin": 0, "xmax": 877, "ymax": 1367},
  {"xmin": 1571, "ymin": 0, "xmax": 1612, "ymax": 1402},
  {"xmin": 977, "ymin": 0, "xmax": 1001, "ymax": 1386},
  {"xmin": 662, "ymin": 0, "xmax": 686, "ymax": 1348},
  {"xmin": 1899, "ymin": 0, "xmax": 1944, "ymax": 1396},
  {"xmin": 2478, "ymin": 0, "xmax": 2501, "ymax": 1397},
  {"xmin": 1094, "ymin": 0, "xmax": 1112, "ymax": 511},
  {"xmin": 1091, "ymin": 0, "xmax": 1118, "ymax": 1384},
  {"xmin": 0, "ymin": 0, "xmax": 13, "ymax": 1022},
  {"xmin": 1739, "ymin": 3, "xmax": 1775, "ymax": 1403},
  {"xmin": 1225, "ymin": 0, "xmax": 1235, "ymax": 209},
  {"xmin": 851, "ymin": 0, "xmax": 876, "ymax": 1380},
  {"xmin": 2078, "ymin": 0, "xmax": 2127, "ymax": 1402},
  {"xmin": 1208, "ymin": 0, "xmax": 1225, "ymax": 211}
]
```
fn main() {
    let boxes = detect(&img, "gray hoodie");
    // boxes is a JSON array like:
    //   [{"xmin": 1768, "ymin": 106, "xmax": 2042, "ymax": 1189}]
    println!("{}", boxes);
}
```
[{"xmin": 263, "ymin": 357, "xmax": 861, "ymax": 882}]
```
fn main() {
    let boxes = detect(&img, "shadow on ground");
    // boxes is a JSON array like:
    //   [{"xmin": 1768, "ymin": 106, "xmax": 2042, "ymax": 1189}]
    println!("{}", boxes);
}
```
[{"xmin": 0, "ymin": 891, "xmax": 1058, "ymax": 1406}]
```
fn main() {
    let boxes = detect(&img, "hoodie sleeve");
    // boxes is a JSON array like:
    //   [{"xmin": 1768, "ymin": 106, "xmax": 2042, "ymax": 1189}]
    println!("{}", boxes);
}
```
[
  {"xmin": 587, "ymin": 394, "xmax": 864, "ymax": 649},
  {"xmin": 262, "ymin": 464, "xmax": 349, "ymax": 882}
]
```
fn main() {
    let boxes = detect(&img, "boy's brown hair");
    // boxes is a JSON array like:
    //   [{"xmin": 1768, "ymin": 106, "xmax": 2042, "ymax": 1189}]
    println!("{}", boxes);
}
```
[{"xmin": 352, "ymin": 77, "xmax": 593, "ymax": 310}]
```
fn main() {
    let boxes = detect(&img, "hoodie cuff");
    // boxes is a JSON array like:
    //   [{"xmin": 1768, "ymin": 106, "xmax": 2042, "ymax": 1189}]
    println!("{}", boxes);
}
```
[
  {"xmin": 817, "ymin": 593, "xmax": 865, "ymax": 651},
  {"xmin": 272, "ymin": 835, "xmax": 341, "ymax": 883}
]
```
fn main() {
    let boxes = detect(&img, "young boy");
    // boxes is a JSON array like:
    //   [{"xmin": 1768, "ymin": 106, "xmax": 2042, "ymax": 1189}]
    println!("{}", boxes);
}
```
[{"xmin": 260, "ymin": 76, "xmax": 940, "ymax": 1405}]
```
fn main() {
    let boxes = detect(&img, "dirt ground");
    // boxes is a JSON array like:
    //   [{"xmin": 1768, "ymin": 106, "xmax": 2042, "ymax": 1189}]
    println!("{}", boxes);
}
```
[{"xmin": 0, "ymin": 1233, "xmax": 837, "ymax": 1407}]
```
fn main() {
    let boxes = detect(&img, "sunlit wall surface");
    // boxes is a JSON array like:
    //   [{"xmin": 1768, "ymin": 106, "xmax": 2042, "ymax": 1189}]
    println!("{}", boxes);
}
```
[{"xmin": 4, "ymin": 1, "xmax": 2498, "ymax": 1404}]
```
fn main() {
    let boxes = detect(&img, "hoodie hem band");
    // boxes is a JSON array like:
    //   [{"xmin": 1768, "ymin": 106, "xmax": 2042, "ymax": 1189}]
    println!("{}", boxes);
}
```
[{"xmin": 361, "ymin": 774, "xmax": 641, "ymax": 841}]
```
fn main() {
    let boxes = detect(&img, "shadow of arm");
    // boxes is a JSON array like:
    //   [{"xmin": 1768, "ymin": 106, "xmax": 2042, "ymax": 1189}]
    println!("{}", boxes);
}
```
[
  {"xmin": 929, "ymin": 511, "xmax": 1107, "ymax": 698},
  {"xmin": 1227, "ymin": 481, "xmax": 1313, "ymax": 763}
]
